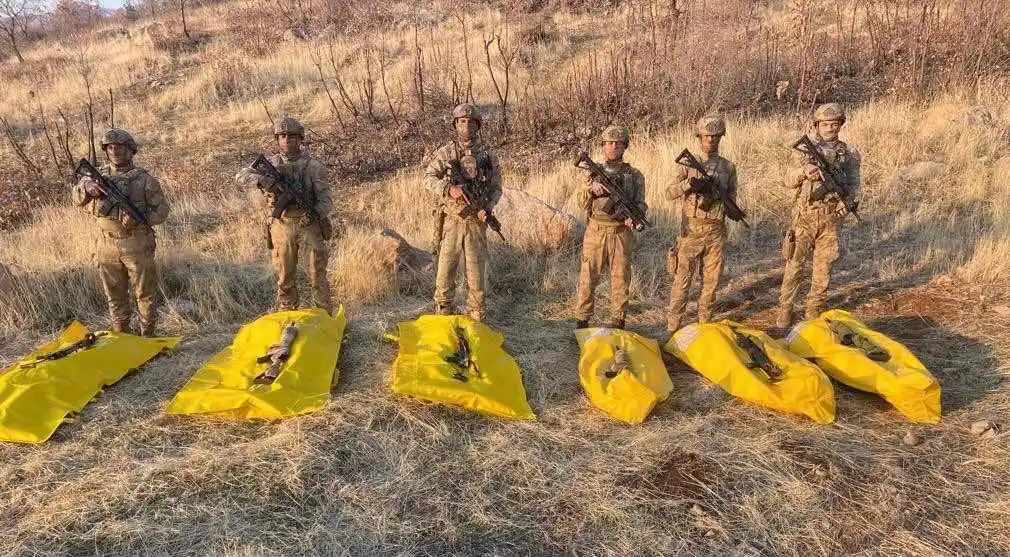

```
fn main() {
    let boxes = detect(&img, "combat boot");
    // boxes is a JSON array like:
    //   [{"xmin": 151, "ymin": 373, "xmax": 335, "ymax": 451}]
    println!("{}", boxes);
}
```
[
  {"xmin": 139, "ymin": 316, "xmax": 157, "ymax": 338},
  {"xmin": 804, "ymin": 304, "xmax": 822, "ymax": 321},
  {"xmin": 112, "ymin": 319, "xmax": 134, "ymax": 335},
  {"xmin": 574, "ymin": 319, "xmax": 589, "ymax": 330},
  {"xmin": 468, "ymin": 309, "xmax": 483, "ymax": 322},
  {"xmin": 435, "ymin": 303, "xmax": 454, "ymax": 316},
  {"xmin": 607, "ymin": 318, "xmax": 625, "ymax": 330}
]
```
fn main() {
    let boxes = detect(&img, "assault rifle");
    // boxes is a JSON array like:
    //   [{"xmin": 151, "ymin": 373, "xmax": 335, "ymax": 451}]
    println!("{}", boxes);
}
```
[
  {"xmin": 791, "ymin": 134, "xmax": 860, "ymax": 221},
  {"xmin": 447, "ymin": 160, "xmax": 505, "ymax": 243},
  {"xmin": 253, "ymin": 324, "xmax": 298, "ymax": 385},
  {"xmin": 251, "ymin": 155, "xmax": 333, "ymax": 239},
  {"xmin": 445, "ymin": 325, "xmax": 480, "ymax": 382},
  {"xmin": 21, "ymin": 333, "xmax": 99, "ymax": 369},
  {"xmin": 733, "ymin": 329, "xmax": 783, "ymax": 382},
  {"xmin": 75, "ymin": 158, "xmax": 150, "ymax": 226},
  {"xmin": 573, "ymin": 150, "xmax": 650, "ymax": 231},
  {"xmin": 827, "ymin": 320, "xmax": 889, "ymax": 362},
  {"xmin": 674, "ymin": 149, "xmax": 748, "ymax": 227}
]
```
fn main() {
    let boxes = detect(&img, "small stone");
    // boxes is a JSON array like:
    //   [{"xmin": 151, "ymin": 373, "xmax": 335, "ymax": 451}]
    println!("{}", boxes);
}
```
[
  {"xmin": 689, "ymin": 503, "xmax": 705, "ymax": 516},
  {"xmin": 971, "ymin": 420, "xmax": 993, "ymax": 436},
  {"xmin": 902, "ymin": 431, "xmax": 921, "ymax": 446},
  {"xmin": 704, "ymin": 529, "xmax": 716, "ymax": 537},
  {"xmin": 814, "ymin": 466, "xmax": 828, "ymax": 477},
  {"xmin": 980, "ymin": 428, "xmax": 998, "ymax": 440}
]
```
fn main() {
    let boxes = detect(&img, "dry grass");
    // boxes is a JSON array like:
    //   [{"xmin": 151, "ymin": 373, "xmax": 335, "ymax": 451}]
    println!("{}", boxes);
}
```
[{"xmin": 2, "ymin": 0, "xmax": 1010, "ymax": 554}]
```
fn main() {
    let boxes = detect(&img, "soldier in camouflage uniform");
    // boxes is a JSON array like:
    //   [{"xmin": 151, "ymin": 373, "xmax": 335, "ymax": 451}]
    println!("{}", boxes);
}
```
[
  {"xmin": 423, "ymin": 103, "xmax": 502, "ymax": 321},
  {"xmin": 666, "ymin": 115, "xmax": 739, "ymax": 334},
  {"xmin": 776, "ymin": 103, "xmax": 861, "ymax": 328},
  {"xmin": 574, "ymin": 125, "xmax": 648, "ymax": 330},
  {"xmin": 239, "ymin": 116, "xmax": 334, "ymax": 314},
  {"xmin": 72, "ymin": 128, "xmax": 170, "ymax": 336}
]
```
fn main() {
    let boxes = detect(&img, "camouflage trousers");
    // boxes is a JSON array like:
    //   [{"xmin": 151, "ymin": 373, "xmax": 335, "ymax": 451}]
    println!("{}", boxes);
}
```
[
  {"xmin": 434, "ymin": 214, "xmax": 488, "ymax": 320},
  {"xmin": 96, "ymin": 229, "xmax": 159, "ymax": 336},
  {"xmin": 667, "ymin": 219, "xmax": 725, "ymax": 332},
  {"xmin": 574, "ymin": 220, "xmax": 633, "ymax": 323},
  {"xmin": 270, "ymin": 216, "xmax": 332, "ymax": 314},
  {"xmin": 778, "ymin": 212, "xmax": 841, "ymax": 325}
]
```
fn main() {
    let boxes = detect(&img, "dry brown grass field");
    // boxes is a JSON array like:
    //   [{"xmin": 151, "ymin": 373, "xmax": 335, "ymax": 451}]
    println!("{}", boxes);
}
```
[{"xmin": 1, "ymin": 0, "xmax": 1010, "ymax": 555}]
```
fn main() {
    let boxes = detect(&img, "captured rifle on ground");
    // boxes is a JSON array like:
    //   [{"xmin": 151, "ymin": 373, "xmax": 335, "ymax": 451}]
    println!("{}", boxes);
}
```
[
  {"xmin": 674, "ymin": 149, "xmax": 748, "ymax": 227},
  {"xmin": 254, "ymin": 324, "xmax": 298, "ymax": 385},
  {"xmin": 733, "ymin": 329, "xmax": 784, "ymax": 382},
  {"xmin": 790, "ymin": 135, "xmax": 860, "ymax": 221},
  {"xmin": 75, "ymin": 158, "xmax": 150, "ymax": 226},
  {"xmin": 445, "ymin": 325, "xmax": 480, "ymax": 382},
  {"xmin": 447, "ymin": 159, "xmax": 506, "ymax": 244},
  {"xmin": 573, "ymin": 150, "xmax": 650, "ymax": 231},
  {"xmin": 827, "ymin": 320, "xmax": 889, "ymax": 362},
  {"xmin": 20, "ymin": 332, "xmax": 100, "ymax": 369},
  {"xmin": 251, "ymin": 155, "xmax": 333, "ymax": 239}
]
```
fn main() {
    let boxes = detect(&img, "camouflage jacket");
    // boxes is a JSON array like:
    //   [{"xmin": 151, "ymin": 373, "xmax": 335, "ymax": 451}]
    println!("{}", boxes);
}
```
[
  {"xmin": 239, "ymin": 152, "xmax": 333, "ymax": 220},
  {"xmin": 669, "ymin": 151, "xmax": 738, "ymax": 224},
  {"xmin": 580, "ymin": 160, "xmax": 648, "ymax": 227},
  {"xmin": 423, "ymin": 139, "xmax": 502, "ymax": 218},
  {"xmin": 785, "ymin": 134, "xmax": 861, "ymax": 218},
  {"xmin": 71, "ymin": 163, "xmax": 170, "ymax": 237}
]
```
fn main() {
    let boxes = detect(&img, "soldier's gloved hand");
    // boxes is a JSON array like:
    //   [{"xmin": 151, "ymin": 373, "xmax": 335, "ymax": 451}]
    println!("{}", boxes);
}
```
[
  {"xmin": 835, "ymin": 204, "xmax": 849, "ymax": 218},
  {"xmin": 623, "ymin": 218, "xmax": 635, "ymax": 229},
  {"xmin": 687, "ymin": 176, "xmax": 708, "ymax": 194},
  {"xmin": 804, "ymin": 164, "xmax": 822, "ymax": 181},
  {"xmin": 589, "ymin": 182, "xmax": 607, "ymax": 196},
  {"xmin": 477, "ymin": 209, "xmax": 488, "ymax": 222}
]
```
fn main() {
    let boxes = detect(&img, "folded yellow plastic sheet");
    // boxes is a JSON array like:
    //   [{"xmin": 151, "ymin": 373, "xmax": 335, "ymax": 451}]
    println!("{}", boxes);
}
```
[
  {"xmin": 389, "ymin": 315, "xmax": 535, "ymax": 420},
  {"xmin": 0, "ymin": 321, "xmax": 180, "ymax": 444},
  {"xmin": 785, "ymin": 309, "xmax": 940, "ymax": 423},
  {"xmin": 575, "ymin": 327, "xmax": 672, "ymax": 424},
  {"xmin": 664, "ymin": 321, "xmax": 835, "ymax": 424},
  {"xmin": 166, "ymin": 307, "xmax": 346, "ymax": 420}
]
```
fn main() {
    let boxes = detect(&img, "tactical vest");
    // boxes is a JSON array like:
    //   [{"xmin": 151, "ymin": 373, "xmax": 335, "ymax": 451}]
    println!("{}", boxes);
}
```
[{"xmin": 797, "ymin": 139, "xmax": 852, "ymax": 215}]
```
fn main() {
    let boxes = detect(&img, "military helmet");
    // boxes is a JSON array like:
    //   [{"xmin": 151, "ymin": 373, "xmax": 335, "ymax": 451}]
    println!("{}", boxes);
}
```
[
  {"xmin": 274, "ymin": 116, "xmax": 305, "ymax": 137},
  {"xmin": 100, "ymin": 128, "xmax": 137, "ymax": 152},
  {"xmin": 599, "ymin": 125, "xmax": 630, "ymax": 146},
  {"xmin": 813, "ymin": 103, "xmax": 846, "ymax": 124},
  {"xmin": 696, "ymin": 115, "xmax": 726, "ymax": 136},
  {"xmin": 451, "ymin": 103, "xmax": 482, "ymax": 125}
]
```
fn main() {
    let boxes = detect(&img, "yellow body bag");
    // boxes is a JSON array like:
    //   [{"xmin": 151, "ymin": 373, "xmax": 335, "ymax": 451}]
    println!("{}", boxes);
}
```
[
  {"xmin": 665, "ymin": 321, "xmax": 835, "ymax": 424},
  {"xmin": 166, "ymin": 308, "xmax": 346, "ymax": 420},
  {"xmin": 0, "ymin": 321, "xmax": 180, "ymax": 443},
  {"xmin": 575, "ymin": 327, "xmax": 672, "ymax": 424},
  {"xmin": 785, "ymin": 309, "xmax": 940, "ymax": 423},
  {"xmin": 389, "ymin": 315, "xmax": 535, "ymax": 420}
]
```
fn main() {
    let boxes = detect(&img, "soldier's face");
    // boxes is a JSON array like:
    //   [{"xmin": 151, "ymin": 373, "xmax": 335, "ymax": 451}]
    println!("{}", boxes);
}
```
[
  {"xmin": 699, "ymin": 134, "xmax": 721, "ymax": 154},
  {"xmin": 816, "ymin": 120, "xmax": 843, "ymax": 141},
  {"xmin": 602, "ymin": 140, "xmax": 626, "ymax": 161},
  {"xmin": 105, "ymin": 143, "xmax": 133, "ymax": 166},
  {"xmin": 455, "ymin": 117, "xmax": 478, "ymax": 140},
  {"xmin": 277, "ymin": 133, "xmax": 302, "ymax": 154}
]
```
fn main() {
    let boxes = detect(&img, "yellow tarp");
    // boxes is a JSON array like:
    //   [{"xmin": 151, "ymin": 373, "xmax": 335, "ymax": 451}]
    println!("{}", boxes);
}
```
[
  {"xmin": 575, "ymin": 327, "xmax": 672, "ymax": 424},
  {"xmin": 0, "ymin": 321, "xmax": 180, "ymax": 443},
  {"xmin": 665, "ymin": 320, "xmax": 835, "ymax": 424},
  {"xmin": 166, "ymin": 307, "xmax": 346, "ymax": 419},
  {"xmin": 389, "ymin": 315, "xmax": 535, "ymax": 420},
  {"xmin": 785, "ymin": 309, "xmax": 940, "ymax": 423}
]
